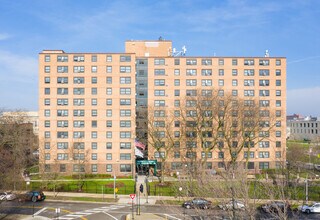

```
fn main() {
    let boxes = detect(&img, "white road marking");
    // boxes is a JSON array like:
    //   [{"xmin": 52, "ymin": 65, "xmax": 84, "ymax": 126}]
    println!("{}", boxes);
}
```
[
  {"xmin": 34, "ymin": 207, "xmax": 47, "ymax": 216},
  {"xmin": 164, "ymin": 214, "xmax": 182, "ymax": 220},
  {"xmin": 103, "ymin": 211, "xmax": 118, "ymax": 220},
  {"xmin": 55, "ymin": 217, "xmax": 74, "ymax": 220}
]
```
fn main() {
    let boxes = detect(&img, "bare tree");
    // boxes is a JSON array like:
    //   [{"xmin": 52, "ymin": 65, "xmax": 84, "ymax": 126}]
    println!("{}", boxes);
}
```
[{"xmin": 0, "ymin": 110, "xmax": 38, "ymax": 191}]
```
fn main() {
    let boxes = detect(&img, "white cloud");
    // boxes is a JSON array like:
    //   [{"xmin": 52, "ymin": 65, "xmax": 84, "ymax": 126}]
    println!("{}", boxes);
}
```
[
  {"xmin": 287, "ymin": 87, "xmax": 320, "ymax": 116},
  {"xmin": 0, "ymin": 33, "xmax": 10, "ymax": 41},
  {"xmin": 0, "ymin": 50, "xmax": 38, "ymax": 83}
]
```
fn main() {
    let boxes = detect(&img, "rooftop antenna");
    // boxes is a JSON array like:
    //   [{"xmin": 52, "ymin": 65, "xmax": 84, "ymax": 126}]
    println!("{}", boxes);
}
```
[
  {"xmin": 264, "ymin": 50, "xmax": 270, "ymax": 57},
  {"xmin": 172, "ymin": 45, "xmax": 187, "ymax": 57}
]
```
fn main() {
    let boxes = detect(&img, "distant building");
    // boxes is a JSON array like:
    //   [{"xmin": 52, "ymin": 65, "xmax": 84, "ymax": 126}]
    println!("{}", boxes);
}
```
[
  {"xmin": 287, "ymin": 115, "xmax": 320, "ymax": 141},
  {"xmin": 1, "ymin": 111, "xmax": 39, "ymax": 135}
]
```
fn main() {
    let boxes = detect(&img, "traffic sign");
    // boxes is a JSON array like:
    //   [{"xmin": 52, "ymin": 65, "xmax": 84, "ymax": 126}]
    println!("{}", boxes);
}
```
[{"xmin": 129, "ymin": 194, "xmax": 136, "ymax": 200}]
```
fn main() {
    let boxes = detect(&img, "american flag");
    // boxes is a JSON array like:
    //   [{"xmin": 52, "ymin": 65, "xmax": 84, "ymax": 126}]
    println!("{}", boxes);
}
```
[
  {"xmin": 135, "ymin": 140, "xmax": 146, "ymax": 150},
  {"xmin": 135, "ymin": 147, "xmax": 144, "ymax": 158}
]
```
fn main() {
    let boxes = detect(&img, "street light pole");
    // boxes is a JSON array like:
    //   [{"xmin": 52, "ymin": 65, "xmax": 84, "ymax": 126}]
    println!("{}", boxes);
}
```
[{"xmin": 114, "ymin": 173, "xmax": 116, "ymax": 201}]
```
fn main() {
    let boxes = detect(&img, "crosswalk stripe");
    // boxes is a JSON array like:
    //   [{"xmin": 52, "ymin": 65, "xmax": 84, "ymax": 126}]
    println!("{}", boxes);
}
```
[
  {"xmin": 63, "ymin": 214, "xmax": 84, "ymax": 217},
  {"xmin": 55, "ymin": 217, "xmax": 74, "ymax": 220}
]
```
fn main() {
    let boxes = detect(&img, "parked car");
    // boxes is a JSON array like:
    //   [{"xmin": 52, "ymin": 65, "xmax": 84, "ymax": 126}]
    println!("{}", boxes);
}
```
[
  {"xmin": 182, "ymin": 198, "xmax": 212, "ymax": 209},
  {"xmin": 260, "ymin": 201, "xmax": 291, "ymax": 213},
  {"xmin": 218, "ymin": 200, "xmax": 245, "ymax": 210},
  {"xmin": 20, "ymin": 191, "xmax": 46, "ymax": 202},
  {"xmin": 0, "ymin": 192, "xmax": 17, "ymax": 201},
  {"xmin": 301, "ymin": 202, "xmax": 320, "ymax": 214}
]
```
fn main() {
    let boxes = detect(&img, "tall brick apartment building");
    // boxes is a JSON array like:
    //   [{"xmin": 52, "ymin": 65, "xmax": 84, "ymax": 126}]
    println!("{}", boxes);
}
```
[{"xmin": 39, "ymin": 39, "xmax": 286, "ymax": 176}]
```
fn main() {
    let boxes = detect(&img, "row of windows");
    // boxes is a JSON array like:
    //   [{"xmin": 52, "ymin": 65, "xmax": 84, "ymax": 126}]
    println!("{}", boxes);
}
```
[
  {"xmin": 154, "ymin": 58, "xmax": 282, "ymax": 66},
  {"xmin": 45, "ymin": 55, "xmax": 131, "ymax": 63},
  {"xmin": 154, "ymin": 69, "xmax": 281, "ymax": 77},
  {"xmin": 44, "ymin": 109, "xmax": 131, "ymax": 117},
  {"xmin": 45, "ymin": 142, "xmax": 132, "ymax": 150},
  {"xmin": 44, "ymin": 163, "xmax": 132, "ymax": 173},
  {"xmin": 44, "ymin": 131, "xmax": 132, "ymax": 139},
  {"xmin": 45, "ymin": 153, "xmax": 132, "ymax": 161},
  {"xmin": 44, "ymin": 66, "xmax": 132, "ymax": 73},
  {"xmin": 45, "ymin": 120, "xmax": 132, "ymax": 128},
  {"xmin": 45, "ymin": 98, "xmax": 133, "ymax": 107},
  {"xmin": 152, "ymin": 151, "xmax": 282, "ymax": 159},
  {"xmin": 45, "ymin": 88, "xmax": 134, "ymax": 96},
  {"xmin": 45, "ymin": 77, "xmax": 131, "ymax": 84}
]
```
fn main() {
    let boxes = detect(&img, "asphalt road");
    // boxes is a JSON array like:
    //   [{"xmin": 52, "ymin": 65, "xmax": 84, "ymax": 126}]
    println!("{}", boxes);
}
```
[{"xmin": 1, "ymin": 200, "xmax": 320, "ymax": 220}]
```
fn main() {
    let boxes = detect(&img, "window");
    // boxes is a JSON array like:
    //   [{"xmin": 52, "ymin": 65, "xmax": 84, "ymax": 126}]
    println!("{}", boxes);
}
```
[
  {"xmin": 57, "ymin": 88, "xmax": 68, "ymax": 95},
  {"xmin": 186, "ymin": 69, "xmax": 197, "ymax": 76},
  {"xmin": 201, "ymin": 152, "xmax": 212, "ymax": 158},
  {"xmin": 232, "ymin": 59, "xmax": 238, "ymax": 66},
  {"xmin": 174, "ymin": 59, "xmax": 180, "ymax": 65},
  {"xmin": 201, "ymin": 59, "xmax": 212, "ymax": 65},
  {"xmin": 120, "ymin": 131, "xmax": 131, "ymax": 138},
  {"xmin": 276, "ymin": 131, "xmax": 281, "ymax": 137},
  {"xmin": 259, "ymin": 152, "xmax": 270, "ymax": 158},
  {"xmin": 218, "ymin": 59, "xmax": 224, "ymax": 65},
  {"xmin": 44, "ymin": 88, "xmax": 50, "ymax": 95},
  {"xmin": 73, "ymin": 66, "xmax": 85, "ymax": 73},
  {"xmin": 186, "ymin": 59, "xmax": 197, "ymax": 65},
  {"xmin": 120, "ymin": 120, "xmax": 131, "ymax": 127},
  {"xmin": 259, "ymin": 141, "xmax": 269, "ymax": 148},
  {"xmin": 44, "ymin": 110, "xmax": 50, "ymax": 117},
  {"xmin": 60, "ymin": 164, "xmax": 66, "ymax": 172},
  {"xmin": 106, "ymin": 88, "xmax": 112, "ymax": 95},
  {"xmin": 120, "ymin": 153, "xmax": 131, "ymax": 160},
  {"xmin": 259, "ymin": 162, "xmax": 269, "ymax": 169},
  {"xmin": 259, "ymin": 69, "xmax": 270, "ymax": 76},
  {"xmin": 45, "ymin": 142, "xmax": 51, "ymax": 149},
  {"xmin": 106, "ymin": 164, "xmax": 112, "ymax": 172},
  {"xmin": 259, "ymin": 90, "xmax": 270, "ymax": 97},
  {"xmin": 103, "ymin": 99, "xmax": 111, "ymax": 106},
  {"xmin": 45, "ymin": 55, "xmax": 50, "ymax": 62},
  {"xmin": 276, "ymin": 110, "xmax": 281, "ymax": 117},
  {"xmin": 174, "ymin": 100, "xmax": 180, "ymax": 107},
  {"xmin": 45, "ymin": 153, "xmax": 50, "ymax": 160},
  {"xmin": 45, "ymin": 66, "xmax": 50, "ymax": 73},
  {"xmin": 244, "ymin": 152, "xmax": 254, "ymax": 158},
  {"xmin": 45, "ymin": 77, "xmax": 50, "ymax": 84},
  {"xmin": 120, "ymin": 164, "xmax": 132, "ymax": 172},
  {"xmin": 73, "ymin": 88, "xmax": 84, "ymax": 95},
  {"xmin": 218, "ymin": 69, "xmax": 224, "ymax": 76},
  {"xmin": 57, "ymin": 66, "xmax": 68, "ymax": 73},
  {"xmin": 73, "ymin": 98, "xmax": 84, "ymax": 106},
  {"xmin": 120, "ymin": 77, "xmax": 131, "ymax": 84},
  {"xmin": 218, "ymin": 79, "xmax": 224, "ymax": 86},
  {"xmin": 186, "ymin": 79, "xmax": 197, "ymax": 86},
  {"xmin": 202, "ymin": 90, "xmax": 212, "ymax": 97},
  {"xmin": 106, "ymin": 55, "xmax": 112, "ymax": 62},
  {"xmin": 218, "ymin": 90, "xmax": 224, "ymax": 96},
  {"xmin": 73, "ymin": 55, "xmax": 84, "ymax": 62},
  {"xmin": 120, "ymin": 110, "xmax": 131, "ymax": 116},
  {"xmin": 44, "ymin": 131, "xmax": 50, "ymax": 138},
  {"xmin": 202, "ymin": 79, "xmax": 212, "ymax": 86},
  {"xmin": 218, "ymin": 152, "xmax": 224, "ymax": 159},
  {"xmin": 259, "ymin": 100, "xmax": 269, "ymax": 107},
  {"xmin": 154, "ymin": 100, "xmax": 165, "ymax": 107},
  {"xmin": 174, "ymin": 79, "xmax": 180, "ymax": 86},
  {"xmin": 154, "ymin": 79, "xmax": 165, "ymax": 86},
  {"xmin": 276, "ymin": 151, "xmax": 281, "ymax": 158},
  {"xmin": 232, "ymin": 79, "xmax": 238, "ymax": 86},
  {"xmin": 57, "ymin": 55, "xmax": 68, "ymax": 62},
  {"xmin": 186, "ymin": 90, "xmax": 197, "ymax": 96},
  {"xmin": 276, "ymin": 59, "xmax": 281, "ymax": 66},
  {"xmin": 57, "ymin": 131, "xmax": 68, "ymax": 138},
  {"xmin": 259, "ymin": 59, "xmax": 269, "ymax": 66},
  {"xmin": 106, "ymin": 131, "xmax": 112, "ymax": 138},
  {"xmin": 276, "ymin": 80, "xmax": 281, "ymax": 86},
  {"xmin": 120, "ymin": 88, "xmax": 131, "ymax": 95},
  {"xmin": 73, "ymin": 77, "xmax": 84, "ymax": 84},
  {"xmin": 276, "ymin": 100, "xmax": 281, "ymax": 107},
  {"xmin": 120, "ymin": 99, "xmax": 131, "ymax": 105},
  {"xmin": 91, "ymin": 153, "xmax": 97, "ymax": 160},
  {"xmin": 57, "ymin": 153, "xmax": 68, "ymax": 160},
  {"xmin": 174, "ymin": 90, "xmax": 180, "ymax": 96},
  {"xmin": 73, "ymin": 109, "xmax": 84, "ymax": 116},
  {"xmin": 276, "ymin": 90, "xmax": 281, "ymax": 96},
  {"xmin": 73, "ymin": 131, "xmax": 84, "ymax": 138},
  {"xmin": 201, "ymin": 69, "xmax": 212, "ymax": 76},
  {"xmin": 73, "ymin": 164, "xmax": 85, "ymax": 172},
  {"xmin": 91, "ymin": 55, "xmax": 97, "ymax": 62},
  {"xmin": 232, "ymin": 90, "xmax": 238, "ymax": 96},
  {"xmin": 91, "ymin": 88, "xmax": 97, "ymax": 95},
  {"xmin": 154, "ymin": 58, "xmax": 165, "ymax": 65},
  {"xmin": 155, "ymin": 152, "xmax": 166, "ymax": 158},
  {"xmin": 174, "ymin": 69, "xmax": 180, "ymax": 76},
  {"xmin": 244, "ymin": 69, "xmax": 254, "ymax": 76},
  {"xmin": 232, "ymin": 69, "xmax": 238, "ymax": 76},
  {"xmin": 120, "ymin": 55, "xmax": 131, "ymax": 62},
  {"xmin": 244, "ymin": 90, "xmax": 254, "ymax": 96},
  {"xmin": 57, "ymin": 120, "xmax": 68, "ymax": 127},
  {"xmin": 120, "ymin": 66, "xmax": 131, "ymax": 73},
  {"xmin": 276, "ymin": 69, "xmax": 281, "ymax": 76},
  {"xmin": 259, "ymin": 80, "xmax": 269, "ymax": 86},
  {"xmin": 44, "ymin": 99, "xmax": 50, "ymax": 106},
  {"xmin": 120, "ymin": 142, "xmax": 131, "ymax": 149},
  {"xmin": 57, "ymin": 110, "xmax": 68, "ymax": 116},
  {"xmin": 105, "ymin": 142, "xmax": 112, "ymax": 149},
  {"xmin": 91, "ymin": 110, "xmax": 97, "ymax": 117},
  {"xmin": 154, "ymin": 69, "xmax": 165, "ymax": 75},
  {"xmin": 244, "ymin": 59, "xmax": 254, "ymax": 65}
]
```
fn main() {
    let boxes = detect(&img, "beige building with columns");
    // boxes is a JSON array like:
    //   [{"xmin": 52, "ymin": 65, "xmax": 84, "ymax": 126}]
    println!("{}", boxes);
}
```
[{"xmin": 39, "ymin": 39, "xmax": 286, "ymax": 175}]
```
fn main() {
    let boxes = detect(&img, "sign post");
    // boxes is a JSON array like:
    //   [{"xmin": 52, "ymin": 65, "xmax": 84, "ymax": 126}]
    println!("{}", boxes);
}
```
[{"xmin": 129, "ymin": 194, "xmax": 136, "ymax": 220}]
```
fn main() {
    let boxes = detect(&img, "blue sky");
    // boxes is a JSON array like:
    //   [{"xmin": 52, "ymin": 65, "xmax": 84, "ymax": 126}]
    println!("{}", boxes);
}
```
[{"xmin": 0, "ymin": 0, "xmax": 320, "ymax": 116}]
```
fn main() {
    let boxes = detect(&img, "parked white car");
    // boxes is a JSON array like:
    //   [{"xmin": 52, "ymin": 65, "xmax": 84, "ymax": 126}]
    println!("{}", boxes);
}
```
[
  {"xmin": 0, "ymin": 192, "xmax": 17, "ymax": 201},
  {"xmin": 301, "ymin": 202, "xmax": 320, "ymax": 214},
  {"xmin": 218, "ymin": 200, "xmax": 245, "ymax": 210}
]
